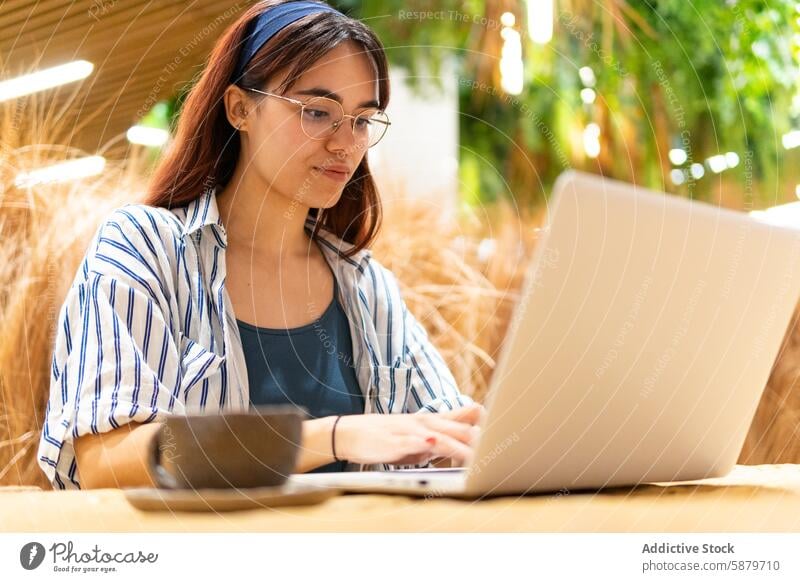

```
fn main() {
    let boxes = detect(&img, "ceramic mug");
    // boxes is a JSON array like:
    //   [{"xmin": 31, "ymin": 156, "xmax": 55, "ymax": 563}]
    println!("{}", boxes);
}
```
[{"xmin": 147, "ymin": 405, "xmax": 306, "ymax": 489}]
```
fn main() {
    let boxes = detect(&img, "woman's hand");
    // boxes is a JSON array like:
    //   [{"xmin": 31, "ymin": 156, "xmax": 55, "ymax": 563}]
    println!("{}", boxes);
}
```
[
  {"xmin": 436, "ymin": 403, "xmax": 486, "ymax": 467},
  {"xmin": 335, "ymin": 404, "xmax": 485, "ymax": 467},
  {"xmin": 438, "ymin": 402, "xmax": 486, "ymax": 426}
]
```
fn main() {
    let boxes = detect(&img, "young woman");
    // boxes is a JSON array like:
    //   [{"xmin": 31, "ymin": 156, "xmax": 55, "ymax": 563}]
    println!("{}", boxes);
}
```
[{"xmin": 37, "ymin": 0, "xmax": 483, "ymax": 490}]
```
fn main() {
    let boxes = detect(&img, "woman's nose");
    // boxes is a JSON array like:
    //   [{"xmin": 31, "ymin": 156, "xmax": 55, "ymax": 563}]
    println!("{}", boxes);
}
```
[{"xmin": 325, "ymin": 119, "xmax": 362, "ymax": 154}]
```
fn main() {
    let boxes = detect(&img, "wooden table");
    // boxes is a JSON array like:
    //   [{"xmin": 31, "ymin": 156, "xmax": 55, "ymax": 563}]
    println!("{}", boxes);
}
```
[{"xmin": 3, "ymin": 465, "xmax": 800, "ymax": 532}]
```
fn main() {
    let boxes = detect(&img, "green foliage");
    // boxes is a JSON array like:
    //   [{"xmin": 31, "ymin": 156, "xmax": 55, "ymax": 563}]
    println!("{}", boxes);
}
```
[{"xmin": 358, "ymin": 0, "xmax": 799, "ymax": 208}]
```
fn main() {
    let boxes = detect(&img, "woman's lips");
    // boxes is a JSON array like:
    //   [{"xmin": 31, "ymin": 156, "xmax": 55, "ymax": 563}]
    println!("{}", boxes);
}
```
[{"xmin": 315, "ymin": 167, "xmax": 349, "ymax": 182}]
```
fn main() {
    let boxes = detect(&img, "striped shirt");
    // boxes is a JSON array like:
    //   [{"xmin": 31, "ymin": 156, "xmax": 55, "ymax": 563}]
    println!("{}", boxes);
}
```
[{"xmin": 37, "ymin": 186, "xmax": 474, "ymax": 489}]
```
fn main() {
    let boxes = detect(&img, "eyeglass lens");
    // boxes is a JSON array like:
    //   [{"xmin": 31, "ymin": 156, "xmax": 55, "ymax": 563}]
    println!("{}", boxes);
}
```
[{"xmin": 299, "ymin": 96, "xmax": 389, "ymax": 147}]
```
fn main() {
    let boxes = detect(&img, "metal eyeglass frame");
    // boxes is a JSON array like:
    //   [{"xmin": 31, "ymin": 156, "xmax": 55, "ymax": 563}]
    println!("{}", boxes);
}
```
[{"xmin": 243, "ymin": 87, "xmax": 391, "ymax": 147}]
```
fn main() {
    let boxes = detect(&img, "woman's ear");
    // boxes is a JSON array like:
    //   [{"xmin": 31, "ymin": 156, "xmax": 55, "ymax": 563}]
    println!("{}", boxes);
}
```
[{"xmin": 223, "ymin": 85, "xmax": 249, "ymax": 132}]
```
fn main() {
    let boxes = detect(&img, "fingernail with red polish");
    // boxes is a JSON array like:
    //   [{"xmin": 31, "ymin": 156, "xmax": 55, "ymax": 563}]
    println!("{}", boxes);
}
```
[{"xmin": 426, "ymin": 437, "xmax": 437, "ymax": 445}]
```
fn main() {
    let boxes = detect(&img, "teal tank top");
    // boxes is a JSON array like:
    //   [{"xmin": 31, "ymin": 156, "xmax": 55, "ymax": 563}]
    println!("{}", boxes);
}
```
[{"xmin": 236, "ymin": 275, "xmax": 363, "ymax": 473}]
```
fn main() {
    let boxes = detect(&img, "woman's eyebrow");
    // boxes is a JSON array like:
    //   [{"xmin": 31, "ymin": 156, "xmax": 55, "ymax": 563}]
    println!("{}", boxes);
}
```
[{"xmin": 293, "ymin": 87, "xmax": 379, "ymax": 109}]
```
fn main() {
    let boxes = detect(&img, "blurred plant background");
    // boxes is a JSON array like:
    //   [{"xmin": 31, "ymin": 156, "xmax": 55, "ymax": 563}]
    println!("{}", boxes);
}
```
[{"xmin": 350, "ymin": 0, "xmax": 800, "ymax": 209}]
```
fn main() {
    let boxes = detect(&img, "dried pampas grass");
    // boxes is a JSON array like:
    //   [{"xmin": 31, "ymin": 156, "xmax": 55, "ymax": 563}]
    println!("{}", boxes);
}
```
[
  {"xmin": 371, "ymin": 195, "xmax": 545, "ymax": 402},
  {"xmin": 738, "ymin": 301, "xmax": 800, "ymax": 464}
]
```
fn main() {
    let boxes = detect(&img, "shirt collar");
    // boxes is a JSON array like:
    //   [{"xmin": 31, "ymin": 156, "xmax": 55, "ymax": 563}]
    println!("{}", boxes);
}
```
[
  {"xmin": 180, "ymin": 186, "xmax": 372, "ymax": 271},
  {"xmin": 181, "ymin": 185, "xmax": 225, "ymax": 239}
]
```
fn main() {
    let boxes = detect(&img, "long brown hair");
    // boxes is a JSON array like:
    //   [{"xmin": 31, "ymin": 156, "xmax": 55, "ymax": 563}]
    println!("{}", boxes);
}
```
[{"xmin": 144, "ymin": 0, "xmax": 390, "ymax": 257}]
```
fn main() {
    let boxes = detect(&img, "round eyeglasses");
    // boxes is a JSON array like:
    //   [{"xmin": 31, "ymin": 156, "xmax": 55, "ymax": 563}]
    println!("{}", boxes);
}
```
[{"xmin": 244, "ymin": 87, "xmax": 391, "ymax": 149}]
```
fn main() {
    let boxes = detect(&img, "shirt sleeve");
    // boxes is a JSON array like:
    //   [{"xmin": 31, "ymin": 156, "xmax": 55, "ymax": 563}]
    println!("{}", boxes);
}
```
[
  {"xmin": 365, "ymin": 262, "xmax": 476, "ymax": 472},
  {"xmin": 37, "ymin": 209, "xmax": 183, "ymax": 490},
  {"xmin": 390, "ymin": 305, "xmax": 477, "ymax": 472},
  {"xmin": 402, "ymin": 305, "xmax": 477, "ymax": 414}
]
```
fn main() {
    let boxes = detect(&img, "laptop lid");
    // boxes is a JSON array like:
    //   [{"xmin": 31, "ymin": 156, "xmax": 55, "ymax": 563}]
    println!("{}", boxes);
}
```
[{"xmin": 464, "ymin": 170, "xmax": 800, "ymax": 496}]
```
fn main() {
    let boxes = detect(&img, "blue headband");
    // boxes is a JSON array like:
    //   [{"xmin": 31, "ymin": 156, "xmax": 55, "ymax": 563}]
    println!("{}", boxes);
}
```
[{"xmin": 233, "ymin": 1, "xmax": 344, "ymax": 82}]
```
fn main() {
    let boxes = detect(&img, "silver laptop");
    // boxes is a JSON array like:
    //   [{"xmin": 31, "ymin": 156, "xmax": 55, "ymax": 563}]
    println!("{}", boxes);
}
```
[{"xmin": 290, "ymin": 170, "xmax": 800, "ymax": 498}]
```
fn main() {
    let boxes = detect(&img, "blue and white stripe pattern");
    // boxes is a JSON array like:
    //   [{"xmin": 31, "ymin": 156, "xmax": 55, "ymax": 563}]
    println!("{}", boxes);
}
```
[{"xmin": 37, "ymin": 186, "xmax": 474, "ymax": 489}]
